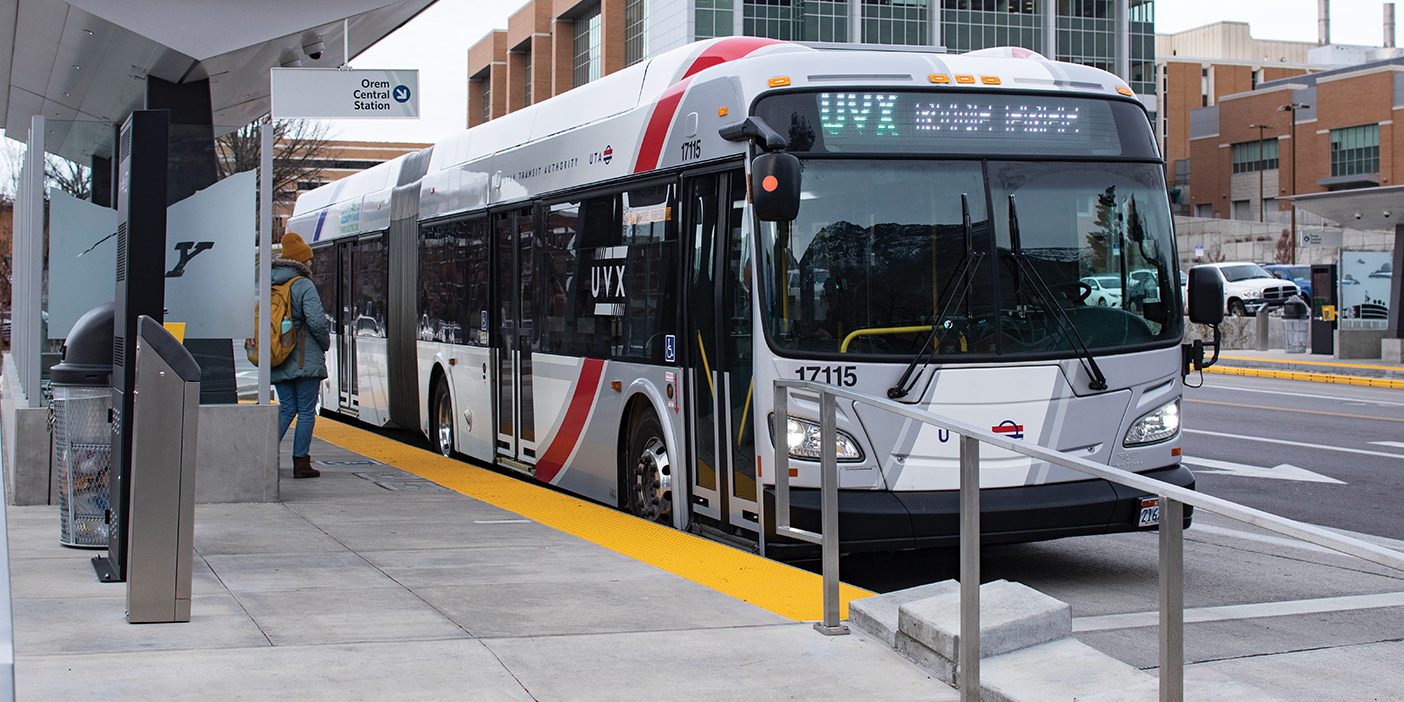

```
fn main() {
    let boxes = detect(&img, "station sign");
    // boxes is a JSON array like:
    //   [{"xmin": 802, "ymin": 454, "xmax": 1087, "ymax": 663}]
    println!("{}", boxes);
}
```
[{"xmin": 270, "ymin": 68, "xmax": 420, "ymax": 120}]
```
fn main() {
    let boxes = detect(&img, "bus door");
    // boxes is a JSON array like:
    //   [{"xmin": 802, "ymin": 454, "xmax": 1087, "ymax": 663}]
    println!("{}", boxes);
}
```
[
  {"xmin": 684, "ymin": 171, "xmax": 758, "ymax": 530},
  {"xmin": 336, "ymin": 239, "xmax": 359, "ymax": 414},
  {"xmin": 494, "ymin": 207, "xmax": 538, "ymax": 465}
]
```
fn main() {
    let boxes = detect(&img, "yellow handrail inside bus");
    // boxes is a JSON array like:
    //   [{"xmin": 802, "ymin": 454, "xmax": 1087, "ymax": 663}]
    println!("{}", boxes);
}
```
[{"xmin": 840, "ymin": 325, "xmax": 934, "ymax": 353}]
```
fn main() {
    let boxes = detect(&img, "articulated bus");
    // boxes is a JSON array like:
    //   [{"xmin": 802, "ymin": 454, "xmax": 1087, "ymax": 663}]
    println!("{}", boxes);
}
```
[{"xmin": 288, "ymin": 37, "xmax": 1193, "ymax": 553}]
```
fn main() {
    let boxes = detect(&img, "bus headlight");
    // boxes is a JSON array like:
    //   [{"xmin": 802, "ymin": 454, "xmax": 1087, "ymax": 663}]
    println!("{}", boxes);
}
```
[
  {"xmin": 774, "ymin": 415, "xmax": 864, "ymax": 461},
  {"xmin": 1123, "ymin": 399, "xmax": 1180, "ymax": 447}
]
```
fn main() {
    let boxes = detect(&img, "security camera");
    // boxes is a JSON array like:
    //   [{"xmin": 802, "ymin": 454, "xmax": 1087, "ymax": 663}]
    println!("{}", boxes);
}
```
[
  {"xmin": 1386, "ymin": 210, "xmax": 1392, "ymax": 219},
  {"xmin": 303, "ymin": 37, "xmax": 325, "ymax": 61},
  {"xmin": 1355, "ymin": 212, "xmax": 1363, "ymax": 220}
]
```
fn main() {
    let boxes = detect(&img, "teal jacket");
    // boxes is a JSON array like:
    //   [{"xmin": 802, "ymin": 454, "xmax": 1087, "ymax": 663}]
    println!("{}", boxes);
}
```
[{"xmin": 270, "ymin": 260, "xmax": 330, "ymax": 383}]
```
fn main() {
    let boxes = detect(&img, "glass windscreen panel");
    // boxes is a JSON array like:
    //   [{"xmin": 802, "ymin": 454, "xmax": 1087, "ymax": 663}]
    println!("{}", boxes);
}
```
[
  {"xmin": 758, "ymin": 160, "xmax": 997, "ymax": 356},
  {"xmin": 754, "ymin": 91, "xmax": 1158, "ymax": 158},
  {"xmin": 989, "ymin": 161, "xmax": 1181, "ymax": 353},
  {"xmin": 758, "ymin": 160, "xmax": 1182, "ymax": 358}
]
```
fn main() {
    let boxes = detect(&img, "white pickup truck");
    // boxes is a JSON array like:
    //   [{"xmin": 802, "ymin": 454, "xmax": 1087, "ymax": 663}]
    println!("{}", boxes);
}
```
[{"xmin": 1190, "ymin": 262, "xmax": 1301, "ymax": 316}]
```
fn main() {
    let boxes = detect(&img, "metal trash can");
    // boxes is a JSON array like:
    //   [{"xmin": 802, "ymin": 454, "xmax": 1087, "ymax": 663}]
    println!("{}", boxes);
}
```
[
  {"xmin": 1282, "ymin": 298, "xmax": 1310, "ymax": 355},
  {"xmin": 51, "ymin": 303, "xmax": 115, "ymax": 548}
]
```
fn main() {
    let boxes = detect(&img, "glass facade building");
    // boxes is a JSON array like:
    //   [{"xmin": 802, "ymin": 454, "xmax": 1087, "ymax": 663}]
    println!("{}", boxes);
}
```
[
  {"xmin": 573, "ymin": 5, "xmax": 603, "ymax": 87},
  {"xmin": 625, "ymin": 0, "xmax": 649, "ymax": 66}
]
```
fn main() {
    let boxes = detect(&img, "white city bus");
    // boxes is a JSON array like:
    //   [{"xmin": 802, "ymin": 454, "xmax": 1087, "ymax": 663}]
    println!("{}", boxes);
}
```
[{"xmin": 288, "ymin": 37, "xmax": 1195, "ymax": 552}]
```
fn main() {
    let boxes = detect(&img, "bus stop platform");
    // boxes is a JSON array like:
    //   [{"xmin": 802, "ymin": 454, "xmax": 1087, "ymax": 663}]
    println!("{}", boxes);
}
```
[{"xmin": 9, "ymin": 422, "xmax": 946, "ymax": 701}]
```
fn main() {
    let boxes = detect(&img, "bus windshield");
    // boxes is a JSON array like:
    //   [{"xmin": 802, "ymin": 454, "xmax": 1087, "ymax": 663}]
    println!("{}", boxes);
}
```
[{"xmin": 756, "ymin": 158, "xmax": 1182, "ymax": 359}]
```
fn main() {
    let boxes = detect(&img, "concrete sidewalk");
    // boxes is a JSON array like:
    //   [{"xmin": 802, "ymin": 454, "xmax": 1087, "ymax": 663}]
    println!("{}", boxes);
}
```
[{"xmin": 9, "ymin": 438, "xmax": 946, "ymax": 701}]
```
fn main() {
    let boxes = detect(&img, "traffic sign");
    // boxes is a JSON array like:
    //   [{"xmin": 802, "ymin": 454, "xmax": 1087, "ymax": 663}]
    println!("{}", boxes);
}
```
[{"xmin": 270, "ymin": 68, "xmax": 420, "ymax": 120}]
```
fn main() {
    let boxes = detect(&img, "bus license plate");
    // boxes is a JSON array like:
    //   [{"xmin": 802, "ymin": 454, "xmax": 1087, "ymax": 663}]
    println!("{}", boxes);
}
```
[{"xmin": 1137, "ymin": 497, "xmax": 1161, "ymax": 528}]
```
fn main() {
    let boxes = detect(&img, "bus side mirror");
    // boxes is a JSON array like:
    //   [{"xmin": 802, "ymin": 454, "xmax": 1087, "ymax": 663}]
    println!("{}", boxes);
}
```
[
  {"xmin": 1187, "ymin": 267, "xmax": 1224, "ymax": 325},
  {"xmin": 752, "ymin": 152, "xmax": 802, "ymax": 222}
]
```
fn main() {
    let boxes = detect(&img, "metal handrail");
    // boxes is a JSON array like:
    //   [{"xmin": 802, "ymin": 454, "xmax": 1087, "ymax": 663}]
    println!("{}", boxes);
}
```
[{"xmin": 772, "ymin": 379, "xmax": 1404, "ymax": 702}]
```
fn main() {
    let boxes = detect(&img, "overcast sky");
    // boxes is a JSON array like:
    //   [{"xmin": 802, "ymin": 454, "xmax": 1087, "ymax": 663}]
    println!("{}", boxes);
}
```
[{"xmin": 327, "ymin": 0, "xmax": 1398, "ymax": 144}]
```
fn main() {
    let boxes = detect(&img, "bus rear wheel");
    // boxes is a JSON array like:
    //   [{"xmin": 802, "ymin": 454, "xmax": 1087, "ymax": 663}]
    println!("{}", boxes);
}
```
[
  {"xmin": 626, "ymin": 413, "xmax": 672, "ymax": 523},
  {"xmin": 430, "ymin": 379, "xmax": 454, "ymax": 458}
]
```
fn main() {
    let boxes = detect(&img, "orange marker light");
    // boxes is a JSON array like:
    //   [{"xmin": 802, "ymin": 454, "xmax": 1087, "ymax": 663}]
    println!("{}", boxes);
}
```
[
  {"xmin": 768, "ymin": 76, "xmax": 791, "ymax": 87},
  {"xmin": 762, "ymin": 175, "xmax": 779, "ymax": 192},
  {"xmin": 929, "ymin": 74, "xmax": 950, "ymax": 84},
  {"xmin": 955, "ymin": 74, "xmax": 976, "ymax": 84},
  {"xmin": 1116, "ymin": 85, "xmax": 1134, "ymax": 96},
  {"xmin": 718, "ymin": 106, "xmax": 729, "ymax": 117},
  {"xmin": 981, "ymin": 75, "xmax": 1001, "ymax": 85},
  {"xmin": 1171, "ymin": 447, "xmax": 1182, "ymax": 457}
]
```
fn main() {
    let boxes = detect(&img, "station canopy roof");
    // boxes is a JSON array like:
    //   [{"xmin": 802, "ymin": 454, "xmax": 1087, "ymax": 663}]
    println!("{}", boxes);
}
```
[
  {"xmin": 1287, "ymin": 185, "xmax": 1404, "ymax": 233},
  {"xmin": 0, "ymin": 0, "xmax": 435, "ymax": 162}
]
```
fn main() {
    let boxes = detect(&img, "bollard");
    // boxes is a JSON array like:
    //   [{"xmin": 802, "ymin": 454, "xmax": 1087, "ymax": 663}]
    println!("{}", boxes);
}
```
[{"xmin": 1255, "ymin": 310, "xmax": 1270, "ymax": 351}]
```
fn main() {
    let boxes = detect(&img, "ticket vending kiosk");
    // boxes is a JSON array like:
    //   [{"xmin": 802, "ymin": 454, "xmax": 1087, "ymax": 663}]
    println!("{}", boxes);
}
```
[
  {"xmin": 1309, "ymin": 264, "xmax": 1337, "ymax": 355},
  {"xmin": 125, "ymin": 316, "xmax": 200, "ymax": 623}
]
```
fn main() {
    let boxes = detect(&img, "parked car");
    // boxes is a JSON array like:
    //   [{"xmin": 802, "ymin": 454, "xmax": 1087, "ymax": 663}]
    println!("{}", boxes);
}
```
[
  {"xmin": 1189, "ymin": 262, "xmax": 1300, "ymax": 316},
  {"xmin": 1079, "ymin": 275, "xmax": 1123, "ymax": 307},
  {"xmin": 1262, "ymin": 264, "xmax": 1312, "ymax": 299}
]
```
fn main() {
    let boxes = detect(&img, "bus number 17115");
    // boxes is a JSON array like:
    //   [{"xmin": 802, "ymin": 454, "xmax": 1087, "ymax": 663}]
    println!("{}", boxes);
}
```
[{"xmin": 794, "ymin": 365, "xmax": 858, "ymax": 387}]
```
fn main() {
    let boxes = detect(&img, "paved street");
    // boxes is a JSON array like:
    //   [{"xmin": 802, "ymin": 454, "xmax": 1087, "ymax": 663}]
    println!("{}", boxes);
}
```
[
  {"xmin": 828, "ymin": 375, "xmax": 1404, "ymax": 697},
  {"xmin": 1182, "ymin": 374, "xmax": 1404, "ymax": 540}
]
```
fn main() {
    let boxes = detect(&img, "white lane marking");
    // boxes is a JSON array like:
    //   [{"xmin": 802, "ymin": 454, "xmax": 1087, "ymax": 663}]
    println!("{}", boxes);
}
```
[
  {"xmin": 472, "ymin": 519, "xmax": 532, "ymax": 525},
  {"xmin": 1182, "ymin": 456, "xmax": 1345, "ymax": 484},
  {"xmin": 1183, "ymin": 429, "xmax": 1404, "ymax": 460},
  {"xmin": 1189, "ymin": 524, "xmax": 1341, "ymax": 557},
  {"xmin": 1193, "ymin": 383, "xmax": 1404, "ymax": 408},
  {"xmin": 1073, "ymin": 591, "xmax": 1404, "ymax": 633},
  {"xmin": 1371, "ymin": 441, "xmax": 1404, "ymax": 449}
]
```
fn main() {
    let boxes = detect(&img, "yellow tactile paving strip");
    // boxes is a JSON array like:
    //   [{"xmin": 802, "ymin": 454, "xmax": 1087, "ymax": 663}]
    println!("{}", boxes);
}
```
[
  {"xmin": 1206, "ymin": 364, "xmax": 1404, "ymax": 390},
  {"xmin": 313, "ymin": 420, "xmax": 873, "ymax": 621}
]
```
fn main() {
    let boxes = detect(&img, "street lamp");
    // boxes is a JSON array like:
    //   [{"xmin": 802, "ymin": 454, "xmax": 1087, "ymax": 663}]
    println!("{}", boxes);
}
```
[
  {"xmin": 1277, "ymin": 102, "xmax": 1311, "ymax": 264},
  {"xmin": 1248, "ymin": 123, "xmax": 1270, "ymax": 223}
]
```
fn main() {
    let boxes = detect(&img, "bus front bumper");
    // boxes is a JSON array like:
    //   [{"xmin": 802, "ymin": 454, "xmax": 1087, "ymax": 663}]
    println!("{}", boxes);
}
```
[{"xmin": 764, "ymin": 464, "xmax": 1195, "ymax": 554}]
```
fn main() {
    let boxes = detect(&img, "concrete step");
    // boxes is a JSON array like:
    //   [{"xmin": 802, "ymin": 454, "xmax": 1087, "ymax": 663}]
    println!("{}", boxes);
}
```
[
  {"xmin": 896, "ymin": 579, "xmax": 1071, "ymax": 672},
  {"xmin": 849, "ymin": 580, "xmax": 957, "ymax": 647},
  {"xmin": 852, "ymin": 579, "xmax": 1280, "ymax": 701}
]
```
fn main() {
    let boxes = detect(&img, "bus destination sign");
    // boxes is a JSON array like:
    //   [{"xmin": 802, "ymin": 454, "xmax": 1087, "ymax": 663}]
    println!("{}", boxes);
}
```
[{"xmin": 271, "ymin": 68, "xmax": 420, "ymax": 120}]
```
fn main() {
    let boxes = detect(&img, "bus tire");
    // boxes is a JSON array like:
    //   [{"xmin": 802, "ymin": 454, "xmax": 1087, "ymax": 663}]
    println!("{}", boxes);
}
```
[
  {"xmin": 625, "ymin": 411, "xmax": 672, "ymax": 523},
  {"xmin": 430, "ymin": 378, "xmax": 454, "ymax": 458}
]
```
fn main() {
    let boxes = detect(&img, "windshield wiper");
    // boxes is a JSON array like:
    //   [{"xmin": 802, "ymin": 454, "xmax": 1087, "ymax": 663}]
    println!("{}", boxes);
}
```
[
  {"xmin": 888, "ymin": 194, "xmax": 985, "ymax": 399},
  {"xmin": 1005, "ymin": 195, "xmax": 1109, "ymax": 392}
]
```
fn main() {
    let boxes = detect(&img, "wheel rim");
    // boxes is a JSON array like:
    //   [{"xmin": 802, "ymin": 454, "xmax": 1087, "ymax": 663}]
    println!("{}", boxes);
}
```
[
  {"xmin": 435, "ymin": 389, "xmax": 453, "ymax": 457},
  {"xmin": 631, "ymin": 436, "xmax": 672, "ymax": 522}
]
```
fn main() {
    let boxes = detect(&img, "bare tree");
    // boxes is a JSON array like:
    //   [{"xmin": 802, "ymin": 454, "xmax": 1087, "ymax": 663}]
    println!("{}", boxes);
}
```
[
  {"xmin": 45, "ymin": 155, "xmax": 90, "ymax": 200},
  {"xmin": 217, "ymin": 119, "xmax": 333, "ymax": 207}
]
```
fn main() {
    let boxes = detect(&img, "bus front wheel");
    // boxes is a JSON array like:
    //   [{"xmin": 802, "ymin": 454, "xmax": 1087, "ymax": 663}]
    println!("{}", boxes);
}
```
[
  {"xmin": 626, "ymin": 413, "xmax": 672, "ymax": 523},
  {"xmin": 430, "ymin": 379, "xmax": 454, "ymax": 458}
]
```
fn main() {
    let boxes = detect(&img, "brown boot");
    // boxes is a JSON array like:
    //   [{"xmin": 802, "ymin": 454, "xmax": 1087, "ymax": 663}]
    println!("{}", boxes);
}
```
[{"xmin": 292, "ymin": 456, "xmax": 320, "ymax": 479}]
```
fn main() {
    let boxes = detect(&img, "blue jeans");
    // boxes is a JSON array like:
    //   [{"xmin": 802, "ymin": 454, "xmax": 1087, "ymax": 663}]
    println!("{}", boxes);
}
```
[{"xmin": 275, "ymin": 378, "xmax": 321, "ymax": 458}]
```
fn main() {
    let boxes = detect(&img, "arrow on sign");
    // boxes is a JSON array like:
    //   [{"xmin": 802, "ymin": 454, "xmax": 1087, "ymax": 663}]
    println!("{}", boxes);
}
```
[
  {"xmin": 1183, "ymin": 456, "xmax": 1345, "ymax": 484},
  {"xmin": 393, "ymin": 85, "xmax": 411, "ymax": 103}
]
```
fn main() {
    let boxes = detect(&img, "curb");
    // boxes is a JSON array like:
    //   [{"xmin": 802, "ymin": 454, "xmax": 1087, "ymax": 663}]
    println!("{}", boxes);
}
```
[{"xmin": 1205, "ymin": 364, "xmax": 1404, "ymax": 390}]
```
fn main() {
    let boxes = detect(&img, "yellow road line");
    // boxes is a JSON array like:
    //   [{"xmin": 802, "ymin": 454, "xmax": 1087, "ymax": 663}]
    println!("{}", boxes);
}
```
[
  {"xmin": 1218, "ymin": 354, "xmax": 1404, "ymax": 373},
  {"xmin": 1186, "ymin": 397, "xmax": 1404, "ymax": 423},
  {"xmin": 313, "ymin": 420, "xmax": 873, "ymax": 621},
  {"xmin": 1205, "ymin": 364, "xmax": 1404, "ymax": 390}
]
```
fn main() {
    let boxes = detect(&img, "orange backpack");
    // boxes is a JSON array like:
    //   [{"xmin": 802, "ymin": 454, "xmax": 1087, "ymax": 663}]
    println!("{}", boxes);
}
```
[{"xmin": 244, "ymin": 276, "xmax": 302, "ymax": 367}]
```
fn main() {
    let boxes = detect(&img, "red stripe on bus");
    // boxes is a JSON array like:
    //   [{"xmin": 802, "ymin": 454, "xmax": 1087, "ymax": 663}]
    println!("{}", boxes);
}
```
[
  {"xmin": 633, "ymin": 37, "xmax": 785, "ymax": 174},
  {"xmin": 534, "ymin": 358, "xmax": 606, "ymax": 484},
  {"xmin": 634, "ymin": 78, "xmax": 692, "ymax": 174},
  {"xmin": 680, "ymin": 36, "xmax": 785, "ymax": 80}
]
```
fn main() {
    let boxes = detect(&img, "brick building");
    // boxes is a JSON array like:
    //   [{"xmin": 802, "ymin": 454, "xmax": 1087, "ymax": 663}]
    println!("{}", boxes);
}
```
[
  {"xmin": 1189, "ymin": 59, "xmax": 1404, "ymax": 223},
  {"xmin": 467, "ymin": 0, "xmax": 1157, "ymax": 128},
  {"xmin": 1154, "ymin": 22, "xmax": 1318, "ymax": 209}
]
